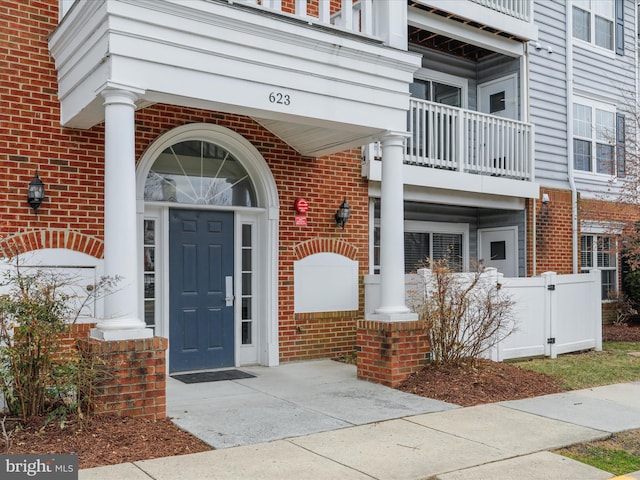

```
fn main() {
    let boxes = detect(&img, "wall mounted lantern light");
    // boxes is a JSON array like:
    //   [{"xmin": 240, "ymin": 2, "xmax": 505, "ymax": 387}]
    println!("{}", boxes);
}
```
[
  {"xmin": 334, "ymin": 198, "xmax": 350, "ymax": 229},
  {"xmin": 27, "ymin": 171, "xmax": 45, "ymax": 214}
]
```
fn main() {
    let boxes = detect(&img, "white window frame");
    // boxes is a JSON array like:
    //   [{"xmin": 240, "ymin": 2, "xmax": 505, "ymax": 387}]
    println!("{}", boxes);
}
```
[
  {"xmin": 413, "ymin": 69, "xmax": 469, "ymax": 109},
  {"xmin": 141, "ymin": 212, "xmax": 162, "ymax": 336},
  {"xmin": 573, "ymin": 96, "xmax": 617, "ymax": 176},
  {"xmin": 404, "ymin": 221, "xmax": 470, "ymax": 272},
  {"xmin": 572, "ymin": 0, "xmax": 615, "ymax": 54},
  {"xmin": 580, "ymin": 230, "xmax": 618, "ymax": 301}
]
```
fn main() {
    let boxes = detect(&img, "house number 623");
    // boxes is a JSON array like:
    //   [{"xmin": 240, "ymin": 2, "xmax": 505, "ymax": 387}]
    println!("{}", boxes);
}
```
[{"xmin": 269, "ymin": 92, "xmax": 291, "ymax": 106}]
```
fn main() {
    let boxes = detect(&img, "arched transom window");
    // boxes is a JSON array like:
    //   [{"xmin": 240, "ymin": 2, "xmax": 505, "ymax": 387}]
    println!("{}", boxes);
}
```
[{"xmin": 144, "ymin": 140, "xmax": 257, "ymax": 207}]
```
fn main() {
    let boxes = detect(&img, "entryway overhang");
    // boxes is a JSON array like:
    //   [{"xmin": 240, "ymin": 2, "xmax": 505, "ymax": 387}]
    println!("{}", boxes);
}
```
[{"xmin": 48, "ymin": 0, "xmax": 422, "ymax": 157}]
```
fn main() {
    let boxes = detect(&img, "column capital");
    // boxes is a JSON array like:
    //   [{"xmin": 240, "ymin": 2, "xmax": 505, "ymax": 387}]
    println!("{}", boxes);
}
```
[
  {"xmin": 378, "ymin": 131, "xmax": 410, "ymax": 147},
  {"xmin": 98, "ymin": 83, "xmax": 145, "ymax": 105}
]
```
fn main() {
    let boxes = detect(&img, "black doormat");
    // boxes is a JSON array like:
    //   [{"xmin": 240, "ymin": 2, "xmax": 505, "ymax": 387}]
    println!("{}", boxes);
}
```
[{"xmin": 171, "ymin": 369, "xmax": 256, "ymax": 384}]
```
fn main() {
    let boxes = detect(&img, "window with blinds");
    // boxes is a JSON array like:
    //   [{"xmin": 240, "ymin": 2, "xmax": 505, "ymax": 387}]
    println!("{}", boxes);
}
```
[
  {"xmin": 580, "ymin": 234, "xmax": 617, "ymax": 299},
  {"xmin": 404, "ymin": 231, "xmax": 463, "ymax": 273}
]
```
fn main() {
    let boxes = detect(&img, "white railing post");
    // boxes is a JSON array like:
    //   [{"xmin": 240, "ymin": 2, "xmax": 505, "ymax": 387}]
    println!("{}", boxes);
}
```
[
  {"xmin": 458, "ymin": 110, "xmax": 465, "ymax": 172},
  {"xmin": 360, "ymin": 0, "xmax": 373, "ymax": 35},
  {"xmin": 295, "ymin": 0, "xmax": 307, "ymax": 17},
  {"xmin": 528, "ymin": 123, "xmax": 535, "ymax": 181},
  {"xmin": 262, "ymin": 0, "xmax": 282, "ymax": 9},
  {"xmin": 318, "ymin": 0, "xmax": 330, "ymax": 23},
  {"xmin": 340, "ymin": 0, "xmax": 353, "ymax": 29}
]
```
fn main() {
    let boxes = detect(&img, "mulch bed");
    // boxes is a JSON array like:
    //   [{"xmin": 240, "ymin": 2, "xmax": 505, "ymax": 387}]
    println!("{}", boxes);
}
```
[
  {"xmin": 602, "ymin": 323, "xmax": 640, "ymax": 342},
  {"xmin": 5, "ymin": 414, "xmax": 212, "ymax": 470},
  {"xmin": 396, "ymin": 323, "xmax": 640, "ymax": 408},
  {"xmin": 396, "ymin": 358, "xmax": 563, "ymax": 407}
]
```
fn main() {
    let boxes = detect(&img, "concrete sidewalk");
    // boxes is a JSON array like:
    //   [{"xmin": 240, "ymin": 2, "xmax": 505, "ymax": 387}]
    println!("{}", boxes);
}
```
[{"xmin": 79, "ymin": 361, "xmax": 640, "ymax": 480}]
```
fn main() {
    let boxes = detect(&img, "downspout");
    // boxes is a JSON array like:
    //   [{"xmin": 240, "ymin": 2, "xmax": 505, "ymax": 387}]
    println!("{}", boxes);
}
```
[
  {"xmin": 523, "ymin": 42, "xmax": 536, "ymax": 276},
  {"xmin": 566, "ymin": 0, "xmax": 579, "ymax": 274}
]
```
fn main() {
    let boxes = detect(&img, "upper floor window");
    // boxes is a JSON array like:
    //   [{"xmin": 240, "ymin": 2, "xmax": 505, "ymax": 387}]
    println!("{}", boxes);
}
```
[
  {"xmin": 572, "ymin": 0, "xmax": 614, "ymax": 50},
  {"xmin": 411, "ymin": 70, "xmax": 468, "ymax": 109},
  {"xmin": 411, "ymin": 79, "xmax": 462, "ymax": 108},
  {"xmin": 573, "ymin": 98, "xmax": 617, "ymax": 175}
]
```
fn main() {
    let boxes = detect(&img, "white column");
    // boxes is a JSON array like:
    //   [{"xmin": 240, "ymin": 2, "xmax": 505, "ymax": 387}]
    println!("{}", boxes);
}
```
[
  {"xmin": 370, "ymin": 132, "xmax": 417, "ymax": 321},
  {"xmin": 92, "ymin": 88, "xmax": 152, "ymax": 340}
]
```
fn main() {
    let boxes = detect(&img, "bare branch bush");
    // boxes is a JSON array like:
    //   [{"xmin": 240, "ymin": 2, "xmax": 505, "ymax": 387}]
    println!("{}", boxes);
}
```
[{"xmin": 410, "ymin": 259, "xmax": 515, "ymax": 366}]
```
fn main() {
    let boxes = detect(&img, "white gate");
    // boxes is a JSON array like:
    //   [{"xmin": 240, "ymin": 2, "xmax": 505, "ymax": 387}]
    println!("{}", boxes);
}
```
[
  {"xmin": 495, "ymin": 270, "xmax": 602, "ymax": 360},
  {"xmin": 364, "ymin": 268, "xmax": 603, "ymax": 362}
]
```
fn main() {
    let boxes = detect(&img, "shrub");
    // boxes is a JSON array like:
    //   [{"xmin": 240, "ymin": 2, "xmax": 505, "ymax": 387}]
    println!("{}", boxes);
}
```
[
  {"xmin": 410, "ymin": 259, "xmax": 515, "ymax": 366},
  {"xmin": 0, "ymin": 260, "xmax": 112, "ymax": 422},
  {"xmin": 624, "ymin": 269, "xmax": 640, "ymax": 315}
]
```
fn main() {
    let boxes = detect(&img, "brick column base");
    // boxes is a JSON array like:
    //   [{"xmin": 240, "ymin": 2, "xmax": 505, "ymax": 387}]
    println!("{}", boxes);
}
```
[
  {"xmin": 77, "ymin": 337, "xmax": 168, "ymax": 420},
  {"xmin": 356, "ymin": 319, "xmax": 430, "ymax": 387}
]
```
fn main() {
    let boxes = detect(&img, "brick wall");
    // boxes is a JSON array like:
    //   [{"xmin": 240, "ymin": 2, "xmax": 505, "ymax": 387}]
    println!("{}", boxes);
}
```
[
  {"xmin": 356, "ymin": 319, "xmax": 430, "ymax": 387},
  {"xmin": 55, "ymin": 322, "xmax": 95, "ymax": 361},
  {"xmin": 78, "ymin": 337, "xmax": 168, "ymax": 420},
  {"xmin": 282, "ymin": 311, "xmax": 358, "ymax": 362},
  {"xmin": 1, "ymin": 1, "xmax": 106, "ymax": 252},
  {"xmin": 527, "ymin": 188, "xmax": 575, "ymax": 275}
]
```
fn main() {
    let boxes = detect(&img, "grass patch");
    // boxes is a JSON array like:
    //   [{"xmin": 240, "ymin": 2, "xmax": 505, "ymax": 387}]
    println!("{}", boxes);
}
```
[
  {"xmin": 555, "ymin": 430, "xmax": 640, "ymax": 476},
  {"xmin": 513, "ymin": 341, "xmax": 640, "ymax": 390}
]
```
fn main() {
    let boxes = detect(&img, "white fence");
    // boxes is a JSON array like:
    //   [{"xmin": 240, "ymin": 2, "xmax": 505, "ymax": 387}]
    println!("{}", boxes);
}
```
[{"xmin": 364, "ymin": 268, "xmax": 602, "ymax": 361}]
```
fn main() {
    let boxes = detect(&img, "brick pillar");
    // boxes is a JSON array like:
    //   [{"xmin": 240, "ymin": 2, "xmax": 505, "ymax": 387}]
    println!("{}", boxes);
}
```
[
  {"xmin": 356, "ymin": 319, "xmax": 429, "ymax": 387},
  {"xmin": 78, "ymin": 337, "xmax": 168, "ymax": 420}
]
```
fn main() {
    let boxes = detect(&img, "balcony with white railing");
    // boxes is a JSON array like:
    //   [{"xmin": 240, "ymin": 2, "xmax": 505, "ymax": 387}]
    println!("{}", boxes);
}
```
[
  {"xmin": 406, "ymin": 99, "xmax": 534, "ymax": 181},
  {"xmin": 362, "ymin": 99, "xmax": 538, "ymax": 199}
]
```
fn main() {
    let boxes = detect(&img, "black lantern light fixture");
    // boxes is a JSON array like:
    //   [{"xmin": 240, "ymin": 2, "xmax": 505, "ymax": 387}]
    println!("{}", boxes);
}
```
[
  {"xmin": 27, "ymin": 171, "xmax": 45, "ymax": 214},
  {"xmin": 334, "ymin": 198, "xmax": 350, "ymax": 229}
]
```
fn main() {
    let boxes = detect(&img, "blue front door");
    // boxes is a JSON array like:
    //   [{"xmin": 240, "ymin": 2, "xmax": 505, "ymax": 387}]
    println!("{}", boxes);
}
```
[{"xmin": 169, "ymin": 209, "xmax": 234, "ymax": 372}]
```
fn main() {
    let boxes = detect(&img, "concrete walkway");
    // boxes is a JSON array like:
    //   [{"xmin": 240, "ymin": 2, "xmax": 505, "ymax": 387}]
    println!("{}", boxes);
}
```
[{"xmin": 80, "ymin": 360, "xmax": 640, "ymax": 480}]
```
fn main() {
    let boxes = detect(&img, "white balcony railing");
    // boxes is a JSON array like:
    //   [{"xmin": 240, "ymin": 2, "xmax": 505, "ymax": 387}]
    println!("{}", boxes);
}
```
[
  {"xmin": 236, "ymin": 0, "xmax": 374, "ymax": 36},
  {"xmin": 406, "ymin": 98, "xmax": 534, "ymax": 181},
  {"xmin": 470, "ymin": 0, "xmax": 531, "ymax": 22}
]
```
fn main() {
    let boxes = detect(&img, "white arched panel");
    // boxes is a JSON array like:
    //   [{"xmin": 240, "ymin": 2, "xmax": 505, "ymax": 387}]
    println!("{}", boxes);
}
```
[{"xmin": 294, "ymin": 253, "xmax": 358, "ymax": 313}]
